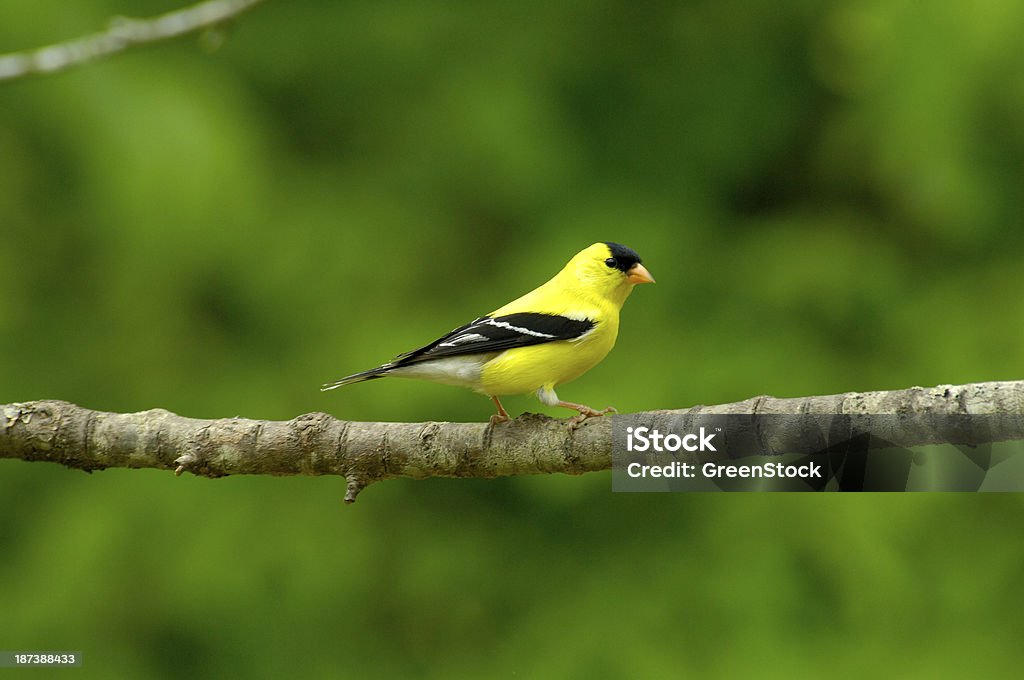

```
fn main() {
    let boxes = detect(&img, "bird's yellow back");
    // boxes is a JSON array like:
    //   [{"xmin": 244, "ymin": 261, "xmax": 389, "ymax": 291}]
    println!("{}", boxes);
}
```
[{"xmin": 490, "ymin": 243, "xmax": 637, "ymax": 318}]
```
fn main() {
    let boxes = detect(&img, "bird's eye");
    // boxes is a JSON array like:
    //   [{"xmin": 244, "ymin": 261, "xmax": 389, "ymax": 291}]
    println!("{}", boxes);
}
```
[{"xmin": 604, "ymin": 258, "xmax": 617, "ymax": 268}]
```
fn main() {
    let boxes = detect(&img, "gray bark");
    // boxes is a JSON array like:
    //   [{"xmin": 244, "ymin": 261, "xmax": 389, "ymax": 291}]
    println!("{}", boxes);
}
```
[
  {"xmin": 0, "ymin": 0, "xmax": 264, "ymax": 82},
  {"xmin": 3, "ymin": 380, "xmax": 1023, "ymax": 502}
]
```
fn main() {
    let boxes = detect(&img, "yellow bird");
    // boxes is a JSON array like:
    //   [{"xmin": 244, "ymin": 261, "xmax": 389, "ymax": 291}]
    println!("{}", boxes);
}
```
[{"xmin": 322, "ymin": 242, "xmax": 655, "ymax": 426}]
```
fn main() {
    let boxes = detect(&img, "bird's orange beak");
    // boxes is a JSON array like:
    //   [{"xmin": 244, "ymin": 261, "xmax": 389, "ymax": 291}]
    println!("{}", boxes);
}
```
[{"xmin": 627, "ymin": 263, "xmax": 655, "ymax": 284}]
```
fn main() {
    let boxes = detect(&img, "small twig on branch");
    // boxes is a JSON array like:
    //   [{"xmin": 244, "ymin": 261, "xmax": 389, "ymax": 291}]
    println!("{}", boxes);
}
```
[
  {"xmin": 2, "ymin": 381, "xmax": 1024, "ymax": 502},
  {"xmin": 0, "ymin": 0, "xmax": 265, "ymax": 83}
]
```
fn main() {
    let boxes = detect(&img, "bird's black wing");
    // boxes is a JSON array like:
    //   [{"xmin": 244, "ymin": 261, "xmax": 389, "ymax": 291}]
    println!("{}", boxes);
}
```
[
  {"xmin": 393, "ymin": 313, "xmax": 595, "ymax": 365},
  {"xmin": 320, "ymin": 312, "xmax": 596, "ymax": 390}
]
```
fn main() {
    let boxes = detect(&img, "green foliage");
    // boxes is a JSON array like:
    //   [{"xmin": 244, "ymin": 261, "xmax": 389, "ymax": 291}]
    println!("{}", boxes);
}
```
[{"xmin": 2, "ymin": 1, "xmax": 1023, "ymax": 676}]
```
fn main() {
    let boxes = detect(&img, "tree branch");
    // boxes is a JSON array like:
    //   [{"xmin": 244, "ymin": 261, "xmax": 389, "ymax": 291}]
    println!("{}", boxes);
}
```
[
  {"xmin": 0, "ymin": 0, "xmax": 264, "ymax": 83},
  {"xmin": 3, "ymin": 380, "xmax": 1024, "ymax": 502}
]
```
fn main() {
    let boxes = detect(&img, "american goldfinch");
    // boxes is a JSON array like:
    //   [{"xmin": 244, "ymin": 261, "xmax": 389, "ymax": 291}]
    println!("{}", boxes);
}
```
[{"xmin": 322, "ymin": 242, "xmax": 654, "ymax": 426}]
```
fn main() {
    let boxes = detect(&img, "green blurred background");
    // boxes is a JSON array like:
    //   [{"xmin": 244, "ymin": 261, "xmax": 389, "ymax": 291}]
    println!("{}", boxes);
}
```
[{"xmin": 3, "ymin": 0, "xmax": 1024, "ymax": 676}]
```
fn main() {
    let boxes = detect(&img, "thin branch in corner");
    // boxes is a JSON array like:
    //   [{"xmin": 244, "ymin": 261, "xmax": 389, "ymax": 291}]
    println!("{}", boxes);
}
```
[
  {"xmin": 2, "ymin": 381, "xmax": 1024, "ymax": 503},
  {"xmin": 0, "ymin": 0, "xmax": 265, "ymax": 83}
]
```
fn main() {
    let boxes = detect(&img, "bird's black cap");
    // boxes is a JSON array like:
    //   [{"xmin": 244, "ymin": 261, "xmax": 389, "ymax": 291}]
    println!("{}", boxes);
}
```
[{"xmin": 603, "ymin": 242, "xmax": 642, "ymax": 273}]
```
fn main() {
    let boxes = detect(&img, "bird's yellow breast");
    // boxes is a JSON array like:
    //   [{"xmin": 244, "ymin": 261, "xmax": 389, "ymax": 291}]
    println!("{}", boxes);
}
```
[{"xmin": 478, "ymin": 315, "xmax": 618, "ymax": 396}]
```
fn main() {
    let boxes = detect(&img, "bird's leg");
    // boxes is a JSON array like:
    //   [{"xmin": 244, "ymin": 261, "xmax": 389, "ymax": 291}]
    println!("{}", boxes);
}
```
[
  {"xmin": 557, "ymin": 400, "xmax": 617, "ymax": 429},
  {"xmin": 489, "ymin": 396, "xmax": 511, "ymax": 425}
]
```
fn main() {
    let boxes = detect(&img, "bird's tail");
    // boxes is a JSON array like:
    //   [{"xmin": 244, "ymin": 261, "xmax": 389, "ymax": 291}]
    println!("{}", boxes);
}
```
[{"xmin": 320, "ymin": 364, "xmax": 393, "ymax": 391}]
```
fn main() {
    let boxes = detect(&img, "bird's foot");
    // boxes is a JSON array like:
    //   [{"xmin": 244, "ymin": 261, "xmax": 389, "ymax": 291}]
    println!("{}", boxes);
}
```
[
  {"xmin": 489, "ymin": 413, "xmax": 511, "ymax": 426},
  {"xmin": 488, "ymin": 395, "xmax": 511, "ymax": 425},
  {"xmin": 563, "ymin": 404, "xmax": 617, "ymax": 430}
]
